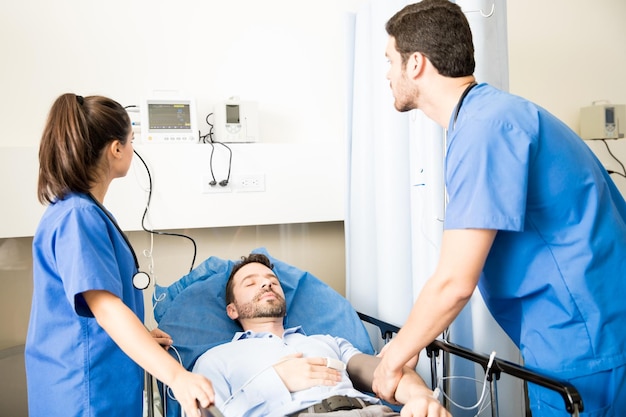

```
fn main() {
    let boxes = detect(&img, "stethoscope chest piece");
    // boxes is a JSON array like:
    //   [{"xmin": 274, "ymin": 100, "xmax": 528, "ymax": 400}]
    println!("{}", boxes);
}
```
[{"xmin": 133, "ymin": 271, "xmax": 151, "ymax": 290}]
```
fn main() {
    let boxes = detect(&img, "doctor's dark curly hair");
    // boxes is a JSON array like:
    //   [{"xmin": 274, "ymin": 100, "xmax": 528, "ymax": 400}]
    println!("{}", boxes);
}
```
[{"xmin": 386, "ymin": 0, "xmax": 475, "ymax": 77}]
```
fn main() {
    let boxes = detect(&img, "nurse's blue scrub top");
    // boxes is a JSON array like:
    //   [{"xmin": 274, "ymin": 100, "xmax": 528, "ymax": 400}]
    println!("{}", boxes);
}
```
[
  {"xmin": 445, "ymin": 84, "xmax": 626, "ymax": 379},
  {"xmin": 25, "ymin": 193, "xmax": 145, "ymax": 417}
]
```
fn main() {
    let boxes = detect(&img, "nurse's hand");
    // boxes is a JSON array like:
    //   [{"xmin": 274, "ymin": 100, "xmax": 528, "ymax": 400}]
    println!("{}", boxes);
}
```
[
  {"xmin": 150, "ymin": 328, "xmax": 174, "ymax": 350},
  {"xmin": 169, "ymin": 370, "xmax": 215, "ymax": 417}
]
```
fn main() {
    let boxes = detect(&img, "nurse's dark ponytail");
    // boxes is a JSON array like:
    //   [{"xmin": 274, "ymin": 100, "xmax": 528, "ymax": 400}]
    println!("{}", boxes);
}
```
[{"xmin": 37, "ymin": 93, "xmax": 130, "ymax": 204}]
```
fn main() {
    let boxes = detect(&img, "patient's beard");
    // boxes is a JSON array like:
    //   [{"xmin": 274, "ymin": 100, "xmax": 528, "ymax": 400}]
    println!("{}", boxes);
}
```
[{"xmin": 235, "ymin": 290, "xmax": 287, "ymax": 319}]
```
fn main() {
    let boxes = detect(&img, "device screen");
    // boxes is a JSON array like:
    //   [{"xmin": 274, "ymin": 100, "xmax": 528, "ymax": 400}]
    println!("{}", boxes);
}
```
[
  {"xmin": 148, "ymin": 103, "xmax": 192, "ymax": 130},
  {"xmin": 226, "ymin": 104, "xmax": 240, "ymax": 124},
  {"xmin": 605, "ymin": 107, "xmax": 615, "ymax": 124}
]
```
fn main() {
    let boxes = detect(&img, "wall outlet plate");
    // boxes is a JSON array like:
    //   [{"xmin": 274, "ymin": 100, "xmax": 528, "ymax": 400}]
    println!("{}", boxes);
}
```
[{"xmin": 232, "ymin": 174, "xmax": 265, "ymax": 192}]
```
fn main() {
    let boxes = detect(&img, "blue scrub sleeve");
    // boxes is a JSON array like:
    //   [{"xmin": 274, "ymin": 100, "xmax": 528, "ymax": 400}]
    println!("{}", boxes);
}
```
[
  {"xmin": 55, "ymin": 205, "xmax": 125, "ymax": 317},
  {"xmin": 445, "ymin": 117, "xmax": 532, "ymax": 232}
]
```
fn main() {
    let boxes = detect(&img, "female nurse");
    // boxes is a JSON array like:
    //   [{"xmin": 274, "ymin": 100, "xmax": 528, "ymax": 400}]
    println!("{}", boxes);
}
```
[{"xmin": 25, "ymin": 93, "xmax": 214, "ymax": 417}]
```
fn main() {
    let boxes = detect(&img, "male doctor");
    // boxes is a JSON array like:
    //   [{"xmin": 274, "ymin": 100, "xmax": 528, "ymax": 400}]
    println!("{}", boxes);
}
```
[{"xmin": 372, "ymin": 1, "xmax": 626, "ymax": 416}]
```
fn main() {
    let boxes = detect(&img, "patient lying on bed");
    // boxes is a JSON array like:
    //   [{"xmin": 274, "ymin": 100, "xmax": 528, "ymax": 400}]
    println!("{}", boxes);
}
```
[{"xmin": 192, "ymin": 253, "xmax": 450, "ymax": 417}]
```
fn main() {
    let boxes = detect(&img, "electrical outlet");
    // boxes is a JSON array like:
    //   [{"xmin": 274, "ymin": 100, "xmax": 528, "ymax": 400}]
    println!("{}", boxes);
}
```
[
  {"xmin": 233, "ymin": 174, "xmax": 265, "ymax": 192},
  {"xmin": 202, "ymin": 175, "xmax": 232, "ymax": 193}
]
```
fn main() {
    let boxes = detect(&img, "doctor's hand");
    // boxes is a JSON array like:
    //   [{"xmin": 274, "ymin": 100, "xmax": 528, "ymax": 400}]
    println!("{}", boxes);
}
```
[
  {"xmin": 378, "ymin": 341, "xmax": 419, "ymax": 369},
  {"xmin": 372, "ymin": 355, "xmax": 403, "ymax": 404},
  {"xmin": 274, "ymin": 353, "xmax": 342, "ymax": 392}
]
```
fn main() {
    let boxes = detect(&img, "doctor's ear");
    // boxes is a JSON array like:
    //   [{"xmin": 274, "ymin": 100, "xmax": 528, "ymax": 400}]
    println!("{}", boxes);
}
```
[{"xmin": 406, "ymin": 52, "xmax": 427, "ymax": 78}]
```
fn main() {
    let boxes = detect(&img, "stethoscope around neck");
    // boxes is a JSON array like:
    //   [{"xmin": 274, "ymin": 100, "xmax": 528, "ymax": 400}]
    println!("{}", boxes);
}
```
[
  {"xmin": 452, "ymin": 81, "xmax": 478, "ymax": 130},
  {"xmin": 87, "ymin": 193, "xmax": 151, "ymax": 290}
]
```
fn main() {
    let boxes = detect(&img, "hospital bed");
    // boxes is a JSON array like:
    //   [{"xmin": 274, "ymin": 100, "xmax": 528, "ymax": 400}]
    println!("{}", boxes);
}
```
[{"xmin": 150, "ymin": 247, "xmax": 583, "ymax": 417}]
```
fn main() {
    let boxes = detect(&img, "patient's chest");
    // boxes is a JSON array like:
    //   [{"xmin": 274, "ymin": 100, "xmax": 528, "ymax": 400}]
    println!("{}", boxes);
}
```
[
  {"xmin": 195, "ymin": 331, "xmax": 365, "ymax": 417},
  {"xmin": 213, "ymin": 332, "xmax": 344, "ymax": 388},
  {"xmin": 233, "ymin": 333, "xmax": 340, "ymax": 369}
]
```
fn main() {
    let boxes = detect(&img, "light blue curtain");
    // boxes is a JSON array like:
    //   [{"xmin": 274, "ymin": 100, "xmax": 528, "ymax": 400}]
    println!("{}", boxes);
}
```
[{"xmin": 345, "ymin": 1, "xmax": 525, "ymax": 416}]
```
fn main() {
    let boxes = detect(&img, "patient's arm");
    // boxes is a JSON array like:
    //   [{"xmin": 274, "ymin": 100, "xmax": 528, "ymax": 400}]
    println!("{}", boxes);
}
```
[{"xmin": 347, "ymin": 354, "xmax": 449, "ymax": 416}]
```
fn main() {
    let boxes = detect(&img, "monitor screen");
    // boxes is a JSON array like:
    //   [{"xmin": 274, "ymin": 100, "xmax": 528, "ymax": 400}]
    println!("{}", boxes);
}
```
[
  {"xmin": 226, "ymin": 104, "xmax": 240, "ymax": 124},
  {"xmin": 148, "ymin": 103, "xmax": 192, "ymax": 130},
  {"xmin": 605, "ymin": 107, "xmax": 615, "ymax": 124}
]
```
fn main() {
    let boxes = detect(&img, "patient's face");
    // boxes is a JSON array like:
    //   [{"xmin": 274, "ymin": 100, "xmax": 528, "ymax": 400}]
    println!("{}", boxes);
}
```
[{"xmin": 229, "ymin": 262, "xmax": 287, "ymax": 320}]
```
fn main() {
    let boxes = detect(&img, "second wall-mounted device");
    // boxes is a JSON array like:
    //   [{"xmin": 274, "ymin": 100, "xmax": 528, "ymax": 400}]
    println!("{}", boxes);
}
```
[
  {"xmin": 214, "ymin": 98, "xmax": 259, "ymax": 143},
  {"xmin": 140, "ymin": 96, "xmax": 199, "ymax": 143},
  {"xmin": 580, "ymin": 103, "xmax": 625, "ymax": 140}
]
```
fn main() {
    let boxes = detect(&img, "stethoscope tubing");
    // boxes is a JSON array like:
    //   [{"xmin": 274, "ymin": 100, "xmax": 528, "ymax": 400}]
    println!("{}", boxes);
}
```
[{"xmin": 87, "ymin": 193, "xmax": 150, "ymax": 290}]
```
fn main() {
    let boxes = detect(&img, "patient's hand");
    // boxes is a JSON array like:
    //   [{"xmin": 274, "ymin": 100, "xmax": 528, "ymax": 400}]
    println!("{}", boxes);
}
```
[
  {"xmin": 400, "ymin": 395, "xmax": 451, "ymax": 417},
  {"xmin": 150, "ymin": 328, "xmax": 174, "ymax": 350},
  {"xmin": 273, "ymin": 353, "xmax": 342, "ymax": 392}
]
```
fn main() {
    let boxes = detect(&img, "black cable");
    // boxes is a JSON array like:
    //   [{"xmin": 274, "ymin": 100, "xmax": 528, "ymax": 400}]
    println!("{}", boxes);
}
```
[
  {"xmin": 215, "ymin": 141, "xmax": 233, "ymax": 185},
  {"xmin": 124, "ymin": 105, "xmax": 197, "ymax": 273},
  {"xmin": 132, "ymin": 149, "xmax": 197, "ymax": 273},
  {"xmin": 601, "ymin": 139, "xmax": 626, "ymax": 178},
  {"xmin": 205, "ymin": 112, "xmax": 214, "ymax": 143},
  {"xmin": 208, "ymin": 142, "xmax": 217, "ymax": 185},
  {"xmin": 201, "ymin": 112, "xmax": 233, "ymax": 186}
]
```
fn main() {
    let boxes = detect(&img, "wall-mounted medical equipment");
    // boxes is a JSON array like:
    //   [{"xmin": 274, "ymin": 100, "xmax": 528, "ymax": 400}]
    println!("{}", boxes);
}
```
[
  {"xmin": 214, "ymin": 98, "xmax": 259, "ymax": 143},
  {"xmin": 580, "ymin": 103, "xmax": 625, "ymax": 140},
  {"xmin": 140, "ymin": 96, "xmax": 199, "ymax": 143}
]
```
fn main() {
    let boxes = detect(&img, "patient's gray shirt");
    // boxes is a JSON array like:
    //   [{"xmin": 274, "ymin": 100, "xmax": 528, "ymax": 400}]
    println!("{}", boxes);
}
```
[{"xmin": 192, "ymin": 326, "xmax": 380, "ymax": 417}]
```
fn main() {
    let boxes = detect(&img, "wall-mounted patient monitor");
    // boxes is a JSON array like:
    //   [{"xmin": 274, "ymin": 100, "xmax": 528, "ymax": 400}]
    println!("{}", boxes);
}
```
[
  {"xmin": 580, "ymin": 104, "xmax": 625, "ymax": 140},
  {"xmin": 140, "ymin": 97, "xmax": 199, "ymax": 143},
  {"xmin": 214, "ymin": 98, "xmax": 259, "ymax": 143}
]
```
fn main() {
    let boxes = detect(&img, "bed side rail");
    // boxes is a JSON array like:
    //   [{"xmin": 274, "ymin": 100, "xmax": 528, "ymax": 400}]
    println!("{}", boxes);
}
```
[{"xmin": 356, "ymin": 311, "xmax": 584, "ymax": 415}]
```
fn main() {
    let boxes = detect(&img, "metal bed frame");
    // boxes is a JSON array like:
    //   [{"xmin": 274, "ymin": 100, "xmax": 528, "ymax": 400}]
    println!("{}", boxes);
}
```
[{"xmin": 357, "ymin": 312, "xmax": 584, "ymax": 417}]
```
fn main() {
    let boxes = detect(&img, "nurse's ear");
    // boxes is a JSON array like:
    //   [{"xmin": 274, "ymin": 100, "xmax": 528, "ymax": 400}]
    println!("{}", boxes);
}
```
[{"xmin": 106, "ymin": 139, "xmax": 124, "ymax": 160}]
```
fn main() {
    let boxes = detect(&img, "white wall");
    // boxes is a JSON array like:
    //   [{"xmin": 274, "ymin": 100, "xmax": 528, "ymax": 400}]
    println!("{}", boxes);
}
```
[
  {"xmin": 1, "ymin": 0, "xmax": 364, "ymax": 147},
  {"xmin": 507, "ymin": 0, "xmax": 626, "ymax": 196},
  {"xmin": 0, "ymin": 0, "xmax": 365, "ymax": 238}
]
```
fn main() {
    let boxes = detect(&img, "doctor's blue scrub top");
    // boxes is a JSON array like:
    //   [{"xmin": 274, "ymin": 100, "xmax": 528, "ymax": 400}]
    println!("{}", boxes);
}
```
[
  {"xmin": 444, "ymin": 84, "xmax": 626, "ymax": 380},
  {"xmin": 25, "ymin": 192, "xmax": 145, "ymax": 417}
]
